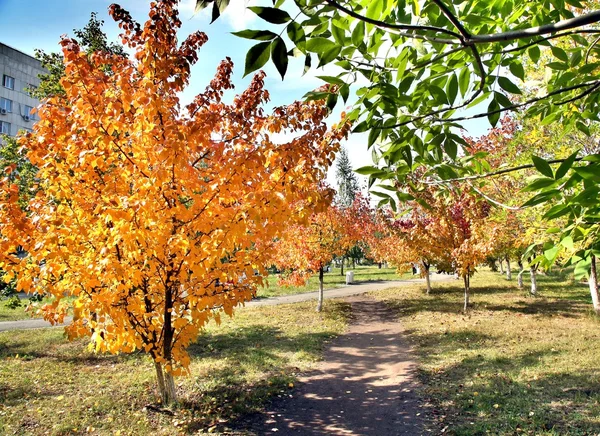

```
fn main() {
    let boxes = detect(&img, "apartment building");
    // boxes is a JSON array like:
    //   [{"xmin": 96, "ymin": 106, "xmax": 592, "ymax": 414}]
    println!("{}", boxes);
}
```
[{"xmin": 0, "ymin": 42, "xmax": 45, "ymax": 138}]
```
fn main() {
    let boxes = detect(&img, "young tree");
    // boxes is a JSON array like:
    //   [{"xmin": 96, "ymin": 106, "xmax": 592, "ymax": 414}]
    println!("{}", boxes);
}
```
[
  {"xmin": 0, "ymin": 1, "xmax": 349, "ymax": 404},
  {"xmin": 273, "ymin": 203, "xmax": 351, "ymax": 312}
]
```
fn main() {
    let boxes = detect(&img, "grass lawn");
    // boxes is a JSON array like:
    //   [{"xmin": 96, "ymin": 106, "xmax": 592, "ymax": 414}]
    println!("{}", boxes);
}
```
[
  {"xmin": 0, "ymin": 300, "xmax": 351, "ymax": 435},
  {"xmin": 372, "ymin": 269, "xmax": 600, "ymax": 435},
  {"xmin": 0, "ymin": 295, "xmax": 73, "ymax": 322},
  {"xmin": 256, "ymin": 265, "xmax": 409, "ymax": 298}
]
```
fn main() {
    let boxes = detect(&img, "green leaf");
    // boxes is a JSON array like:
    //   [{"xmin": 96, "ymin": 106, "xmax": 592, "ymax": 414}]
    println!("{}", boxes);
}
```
[
  {"xmin": 339, "ymin": 84, "xmax": 350, "ymax": 103},
  {"xmin": 368, "ymin": 128, "xmax": 379, "ymax": 148},
  {"xmin": 306, "ymin": 38, "xmax": 338, "ymax": 53},
  {"xmin": 487, "ymin": 99, "xmax": 500, "ymax": 127},
  {"xmin": 521, "ymin": 177, "xmax": 558, "ymax": 192},
  {"xmin": 532, "ymin": 155, "xmax": 554, "ymax": 178},
  {"xmin": 326, "ymin": 93, "xmax": 338, "ymax": 111},
  {"xmin": 244, "ymin": 41, "xmax": 271, "ymax": 77},
  {"xmin": 546, "ymin": 62, "xmax": 569, "ymax": 70},
  {"xmin": 355, "ymin": 165, "xmax": 381, "ymax": 175},
  {"xmin": 446, "ymin": 73, "xmax": 458, "ymax": 105},
  {"xmin": 544, "ymin": 244, "xmax": 561, "ymax": 262},
  {"xmin": 561, "ymin": 235, "xmax": 574, "ymax": 251},
  {"xmin": 303, "ymin": 54, "xmax": 311, "ymax": 75},
  {"xmin": 194, "ymin": 0, "xmax": 212, "ymax": 13},
  {"xmin": 508, "ymin": 62, "xmax": 525, "ymax": 81},
  {"xmin": 316, "ymin": 75, "xmax": 346, "ymax": 86},
  {"xmin": 366, "ymin": 0, "xmax": 384, "ymax": 21},
  {"xmin": 544, "ymin": 204, "xmax": 572, "ymax": 220},
  {"xmin": 331, "ymin": 24, "xmax": 346, "ymax": 45},
  {"xmin": 551, "ymin": 46, "xmax": 569, "ymax": 62},
  {"xmin": 353, "ymin": 120, "xmax": 369, "ymax": 133},
  {"xmin": 286, "ymin": 22, "xmax": 305, "ymax": 47},
  {"xmin": 270, "ymin": 37, "xmax": 288, "ymax": 79},
  {"xmin": 498, "ymin": 76, "xmax": 521, "ymax": 94},
  {"xmin": 540, "ymin": 111, "xmax": 560, "ymax": 126},
  {"xmin": 522, "ymin": 189, "xmax": 561, "ymax": 207},
  {"xmin": 574, "ymin": 166, "xmax": 600, "ymax": 182},
  {"xmin": 555, "ymin": 150, "xmax": 578, "ymax": 180},
  {"xmin": 232, "ymin": 30, "xmax": 277, "ymax": 41},
  {"xmin": 458, "ymin": 67, "xmax": 471, "ymax": 97},
  {"xmin": 210, "ymin": 0, "xmax": 230, "ymax": 23},
  {"xmin": 529, "ymin": 46, "xmax": 541, "ymax": 63},
  {"xmin": 248, "ymin": 6, "xmax": 291, "ymax": 24},
  {"xmin": 351, "ymin": 21, "xmax": 365, "ymax": 47}
]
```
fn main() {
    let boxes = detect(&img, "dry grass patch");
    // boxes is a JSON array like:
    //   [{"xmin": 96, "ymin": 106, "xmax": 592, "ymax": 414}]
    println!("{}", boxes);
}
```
[
  {"xmin": 372, "ymin": 269, "xmax": 600, "ymax": 435},
  {"xmin": 0, "ymin": 300, "xmax": 350, "ymax": 435}
]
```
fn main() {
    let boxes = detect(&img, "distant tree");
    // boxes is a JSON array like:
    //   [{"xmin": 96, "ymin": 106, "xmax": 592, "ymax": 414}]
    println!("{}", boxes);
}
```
[
  {"xmin": 335, "ymin": 147, "xmax": 359, "ymax": 209},
  {"xmin": 32, "ymin": 12, "xmax": 126, "ymax": 100},
  {"xmin": 273, "ymin": 202, "xmax": 354, "ymax": 312}
]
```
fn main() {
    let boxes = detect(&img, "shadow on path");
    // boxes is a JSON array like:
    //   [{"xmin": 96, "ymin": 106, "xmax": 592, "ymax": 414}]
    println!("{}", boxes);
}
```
[{"xmin": 231, "ymin": 296, "xmax": 424, "ymax": 435}]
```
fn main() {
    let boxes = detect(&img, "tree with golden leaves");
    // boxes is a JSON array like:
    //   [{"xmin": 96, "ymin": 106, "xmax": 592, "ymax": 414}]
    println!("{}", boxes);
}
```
[
  {"xmin": 272, "ymin": 199, "xmax": 351, "ymax": 312},
  {"xmin": 0, "ymin": 1, "xmax": 349, "ymax": 404}
]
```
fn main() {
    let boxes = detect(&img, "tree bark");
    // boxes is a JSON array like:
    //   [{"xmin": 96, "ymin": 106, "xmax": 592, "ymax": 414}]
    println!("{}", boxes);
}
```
[
  {"xmin": 316, "ymin": 266, "xmax": 324, "ymax": 312},
  {"xmin": 378, "ymin": 262, "xmax": 382, "ymax": 269},
  {"xmin": 463, "ymin": 273, "xmax": 470, "ymax": 312},
  {"xmin": 589, "ymin": 255, "xmax": 600, "ymax": 315},
  {"xmin": 155, "ymin": 362, "xmax": 176, "ymax": 405},
  {"xmin": 517, "ymin": 260, "xmax": 524, "ymax": 289},
  {"xmin": 530, "ymin": 264, "xmax": 537, "ymax": 296},
  {"xmin": 422, "ymin": 260, "xmax": 431, "ymax": 294},
  {"xmin": 505, "ymin": 255, "xmax": 511, "ymax": 280},
  {"xmin": 499, "ymin": 259, "xmax": 504, "ymax": 274},
  {"xmin": 340, "ymin": 257, "xmax": 344, "ymax": 276}
]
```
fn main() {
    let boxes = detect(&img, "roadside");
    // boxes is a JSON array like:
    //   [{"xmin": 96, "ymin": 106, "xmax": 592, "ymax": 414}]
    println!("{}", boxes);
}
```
[{"xmin": 0, "ymin": 274, "xmax": 452, "ymax": 332}]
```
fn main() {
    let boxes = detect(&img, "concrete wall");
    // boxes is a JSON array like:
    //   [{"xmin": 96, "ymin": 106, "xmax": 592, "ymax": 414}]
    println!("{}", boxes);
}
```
[{"xmin": 0, "ymin": 43, "xmax": 45, "ymax": 137}]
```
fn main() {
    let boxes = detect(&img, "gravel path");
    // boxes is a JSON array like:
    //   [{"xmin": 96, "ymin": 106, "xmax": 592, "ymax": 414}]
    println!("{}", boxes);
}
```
[{"xmin": 234, "ymin": 295, "xmax": 425, "ymax": 435}]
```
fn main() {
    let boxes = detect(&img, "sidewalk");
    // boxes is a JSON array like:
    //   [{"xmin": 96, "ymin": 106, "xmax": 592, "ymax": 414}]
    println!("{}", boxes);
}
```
[{"xmin": 0, "ymin": 274, "xmax": 451, "ymax": 332}]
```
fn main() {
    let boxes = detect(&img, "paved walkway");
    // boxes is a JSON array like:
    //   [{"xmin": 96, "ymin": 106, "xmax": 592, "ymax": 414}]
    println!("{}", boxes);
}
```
[{"xmin": 0, "ymin": 274, "xmax": 451, "ymax": 332}]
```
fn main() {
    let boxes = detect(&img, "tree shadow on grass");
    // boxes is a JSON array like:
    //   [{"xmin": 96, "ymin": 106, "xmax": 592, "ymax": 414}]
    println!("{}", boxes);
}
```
[
  {"xmin": 417, "ymin": 349, "xmax": 600, "ymax": 434},
  {"xmin": 182, "ymin": 325, "xmax": 342, "ymax": 433}
]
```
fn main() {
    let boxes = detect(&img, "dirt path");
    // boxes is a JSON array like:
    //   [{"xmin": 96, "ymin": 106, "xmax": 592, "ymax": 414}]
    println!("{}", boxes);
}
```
[{"xmin": 235, "ymin": 295, "xmax": 425, "ymax": 435}]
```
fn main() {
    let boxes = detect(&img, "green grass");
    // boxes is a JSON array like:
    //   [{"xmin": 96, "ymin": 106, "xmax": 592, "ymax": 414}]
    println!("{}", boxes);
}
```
[
  {"xmin": 0, "ymin": 300, "xmax": 350, "ymax": 435},
  {"xmin": 371, "ymin": 268, "xmax": 600, "ymax": 435},
  {"xmin": 0, "ymin": 295, "xmax": 72, "ymax": 322},
  {"xmin": 256, "ymin": 265, "xmax": 409, "ymax": 298}
]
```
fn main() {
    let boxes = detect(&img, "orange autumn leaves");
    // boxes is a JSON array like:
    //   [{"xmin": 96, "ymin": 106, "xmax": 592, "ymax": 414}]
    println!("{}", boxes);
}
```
[{"xmin": 0, "ymin": 1, "xmax": 349, "ymax": 375}]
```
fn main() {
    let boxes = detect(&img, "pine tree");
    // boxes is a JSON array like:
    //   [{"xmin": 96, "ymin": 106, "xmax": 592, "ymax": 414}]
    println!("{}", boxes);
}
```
[{"xmin": 335, "ymin": 147, "xmax": 359, "ymax": 209}]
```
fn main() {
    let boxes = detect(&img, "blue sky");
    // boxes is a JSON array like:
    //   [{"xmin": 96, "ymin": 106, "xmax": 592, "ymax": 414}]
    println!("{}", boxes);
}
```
[{"xmin": 0, "ymin": 0, "xmax": 490, "ymax": 187}]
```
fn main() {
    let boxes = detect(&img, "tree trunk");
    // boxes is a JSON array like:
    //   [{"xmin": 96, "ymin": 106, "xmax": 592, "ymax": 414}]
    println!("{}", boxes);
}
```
[
  {"xmin": 340, "ymin": 257, "xmax": 344, "ymax": 276},
  {"xmin": 530, "ymin": 264, "xmax": 537, "ymax": 296},
  {"xmin": 499, "ymin": 259, "xmax": 504, "ymax": 274},
  {"xmin": 505, "ymin": 255, "xmax": 511, "ymax": 280},
  {"xmin": 589, "ymin": 255, "xmax": 600, "ymax": 315},
  {"xmin": 352, "ymin": 258, "xmax": 356, "ymax": 269},
  {"xmin": 316, "ymin": 266, "xmax": 324, "ymax": 312},
  {"xmin": 378, "ymin": 262, "xmax": 382, "ymax": 269},
  {"xmin": 422, "ymin": 260, "xmax": 431, "ymax": 294},
  {"xmin": 155, "ymin": 362, "xmax": 176, "ymax": 405},
  {"xmin": 463, "ymin": 273, "xmax": 470, "ymax": 312},
  {"xmin": 517, "ymin": 260, "xmax": 524, "ymax": 289}
]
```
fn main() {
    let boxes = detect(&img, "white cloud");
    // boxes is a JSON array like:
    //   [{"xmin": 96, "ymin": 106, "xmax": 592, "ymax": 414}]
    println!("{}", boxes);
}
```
[{"xmin": 179, "ymin": 0, "xmax": 258, "ymax": 30}]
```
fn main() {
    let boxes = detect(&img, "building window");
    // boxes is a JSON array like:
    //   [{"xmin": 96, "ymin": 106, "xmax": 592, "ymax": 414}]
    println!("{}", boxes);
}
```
[
  {"xmin": 0, "ymin": 121, "xmax": 11, "ymax": 135},
  {"xmin": 3, "ymin": 75, "xmax": 15, "ymax": 90},
  {"xmin": 0, "ymin": 98, "xmax": 12, "ymax": 113},
  {"xmin": 23, "ymin": 105, "xmax": 34, "ymax": 119},
  {"xmin": 26, "ymin": 83, "xmax": 37, "ymax": 96}
]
